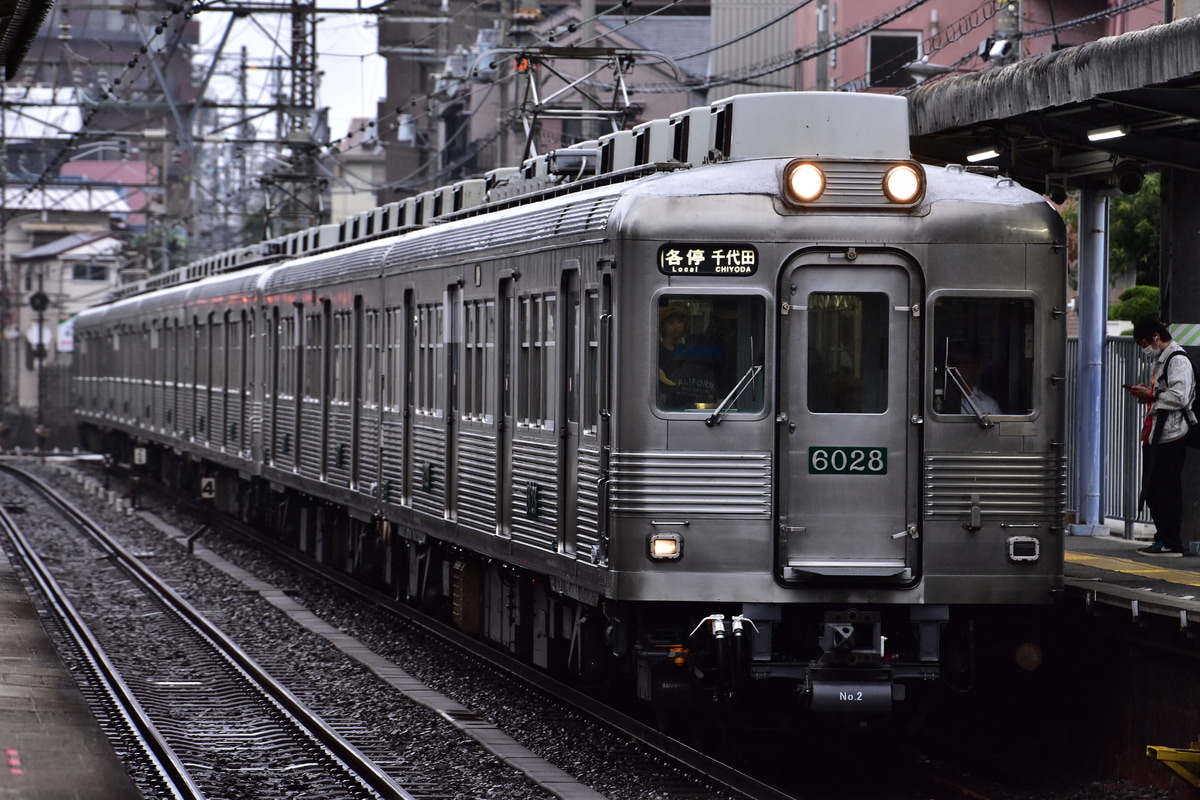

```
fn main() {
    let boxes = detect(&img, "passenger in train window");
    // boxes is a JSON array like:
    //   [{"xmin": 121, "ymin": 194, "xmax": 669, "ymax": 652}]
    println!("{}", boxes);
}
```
[
  {"xmin": 1126, "ymin": 318, "xmax": 1194, "ymax": 557},
  {"xmin": 657, "ymin": 302, "xmax": 717, "ymax": 410},
  {"xmin": 933, "ymin": 298, "xmax": 1036, "ymax": 417},
  {"xmin": 951, "ymin": 348, "xmax": 1001, "ymax": 416}
]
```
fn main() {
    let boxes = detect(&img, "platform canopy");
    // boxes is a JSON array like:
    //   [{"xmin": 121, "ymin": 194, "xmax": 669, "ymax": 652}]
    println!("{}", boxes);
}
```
[{"xmin": 906, "ymin": 14, "xmax": 1200, "ymax": 192}]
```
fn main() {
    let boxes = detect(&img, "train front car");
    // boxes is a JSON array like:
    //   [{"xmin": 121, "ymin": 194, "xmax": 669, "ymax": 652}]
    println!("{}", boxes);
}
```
[{"xmin": 606, "ymin": 93, "xmax": 1066, "ymax": 722}]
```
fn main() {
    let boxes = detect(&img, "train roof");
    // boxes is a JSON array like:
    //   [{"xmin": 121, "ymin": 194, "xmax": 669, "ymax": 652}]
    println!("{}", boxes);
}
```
[{"xmin": 102, "ymin": 92, "xmax": 920, "ymax": 302}]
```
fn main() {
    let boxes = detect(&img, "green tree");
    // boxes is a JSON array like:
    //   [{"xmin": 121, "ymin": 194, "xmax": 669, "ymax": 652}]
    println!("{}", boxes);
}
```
[
  {"xmin": 1108, "ymin": 285, "xmax": 1159, "ymax": 322},
  {"xmin": 1109, "ymin": 171, "xmax": 1160, "ymax": 286},
  {"xmin": 127, "ymin": 226, "xmax": 189, "ymax": 274}
]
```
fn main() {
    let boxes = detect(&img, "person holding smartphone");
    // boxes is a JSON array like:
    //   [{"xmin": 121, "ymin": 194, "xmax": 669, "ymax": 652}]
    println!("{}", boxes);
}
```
[{"xmin": 1125, "ymin": 319, "xmax": 1196, "ymax": 556}]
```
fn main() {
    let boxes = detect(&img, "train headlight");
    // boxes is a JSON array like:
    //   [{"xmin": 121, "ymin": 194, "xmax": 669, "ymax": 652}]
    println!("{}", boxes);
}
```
[
  {"xmin": 784, "ymin": 162, "xmax": 826, "ymax": 203},
  {"xmin": 883, "ymin": 164, "xmax": 924, "ymax": 204},
  {"xmin": 648, "ymin": 532, "xmax": 683, "ymax": 561}
]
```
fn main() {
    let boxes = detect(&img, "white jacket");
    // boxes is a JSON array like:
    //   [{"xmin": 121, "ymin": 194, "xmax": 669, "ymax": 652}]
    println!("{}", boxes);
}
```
[{"xmin": 1149, "ymin": 340, "xmax": 1196, "ymax": 444}]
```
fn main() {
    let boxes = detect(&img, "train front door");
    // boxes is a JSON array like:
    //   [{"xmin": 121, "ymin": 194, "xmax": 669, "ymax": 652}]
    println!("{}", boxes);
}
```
[{"xmin": 777, "ymin": 255, "xmax": 919, "ymax": 584}]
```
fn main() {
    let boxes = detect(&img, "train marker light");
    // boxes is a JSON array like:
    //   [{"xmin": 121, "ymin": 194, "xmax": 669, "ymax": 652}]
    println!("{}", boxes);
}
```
[
  {"xmin": 784, "ymin": 161, "xmax": 825, "ymax": 203},
  {"xmin": 883, "ymin": 164, "xmax": 923, "ymax": 204},
  {"xmin": 1006, "ymin": 536, "xmax": 1040, "ymax": 562},
  {"xmin": 648, "ymin": 532, "xmax": 683, "ymax": 560}
]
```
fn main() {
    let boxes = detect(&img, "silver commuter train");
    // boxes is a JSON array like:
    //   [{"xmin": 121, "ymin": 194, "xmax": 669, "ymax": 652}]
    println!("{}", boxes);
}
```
[{"xmin": 74, "ymin": 91, "xmax": 1067, "ymax": 720}]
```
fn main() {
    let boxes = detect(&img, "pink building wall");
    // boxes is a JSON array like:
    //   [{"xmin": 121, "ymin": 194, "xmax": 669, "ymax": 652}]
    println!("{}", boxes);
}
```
[{"xmin": 788, "ymin": 0, "xmax": 1166, "ymax": 94}]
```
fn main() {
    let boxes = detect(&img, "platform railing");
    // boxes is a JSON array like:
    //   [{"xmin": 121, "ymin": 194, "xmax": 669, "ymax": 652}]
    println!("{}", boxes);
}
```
[{"xmin": 1066, "ymin": 336, "xmax": 1153, "ymax": 535}]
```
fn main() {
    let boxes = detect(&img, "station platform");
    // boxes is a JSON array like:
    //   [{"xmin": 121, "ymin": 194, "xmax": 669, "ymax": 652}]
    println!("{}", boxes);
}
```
[
  {"xmin": 0, "ymin": 547, "xmax": 143, "ymax": 800},
  {"xmin": 1065, "ymin": 530, "xmax": 1200, "ymax": 625}
]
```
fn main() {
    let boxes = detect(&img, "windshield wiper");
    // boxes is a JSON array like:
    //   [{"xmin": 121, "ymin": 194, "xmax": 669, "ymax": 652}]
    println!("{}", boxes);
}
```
[
  {"xmin": 706, "ymin": 365, "xmax": 762, "ymax": 427},
  {"xmin": 945, "ymin": 365, "xmax": 994, "ymax": 429}
]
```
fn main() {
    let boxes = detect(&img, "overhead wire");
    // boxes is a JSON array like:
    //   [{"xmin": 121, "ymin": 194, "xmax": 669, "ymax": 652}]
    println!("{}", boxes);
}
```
[
  {"xmin": 840, "ymin": 0, "xmax": 1002, "ymax": 93},
  {"xmin": 675, "ymin": 0, "xmax": 815, "ymax": 61},
  {"xmin": 3, "ymin": 1, "xmax": 197, "ymax": 219},
  {"xmin": 4, "ymin": 0, "xmax": 1166, "ymax": 236}
]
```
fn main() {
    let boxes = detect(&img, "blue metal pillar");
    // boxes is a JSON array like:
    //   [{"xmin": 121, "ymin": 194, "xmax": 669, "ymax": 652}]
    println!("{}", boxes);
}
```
[{"xmin": 1072, "ymin": 186, "xmax": 1110, "ymax": 535}]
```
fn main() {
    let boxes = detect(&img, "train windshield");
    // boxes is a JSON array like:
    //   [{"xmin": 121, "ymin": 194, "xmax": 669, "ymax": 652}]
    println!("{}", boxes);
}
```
[
  {"xmin": 656, "ymin": 295, "xmax": 765, "ymax": 413},
  {"xmin": 932, "ymin": 297, "xmax": 1035, "ymax": 417}
]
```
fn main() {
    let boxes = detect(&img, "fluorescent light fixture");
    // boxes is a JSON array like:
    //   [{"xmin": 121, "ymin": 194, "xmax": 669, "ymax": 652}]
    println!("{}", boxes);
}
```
[
  {"xmin": 967, "ymin": 147, "xmax": 1000, "ymax": 163},
  {"xmin": 1087, "ymin": 125, "xmax": 1128, "ymax": 142}
]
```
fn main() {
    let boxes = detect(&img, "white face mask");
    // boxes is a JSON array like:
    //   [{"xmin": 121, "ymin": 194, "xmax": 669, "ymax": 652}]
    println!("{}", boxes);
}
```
[{"xmin": 1142, "ymin": 344, "xmax": 1157, "ymax": 358}]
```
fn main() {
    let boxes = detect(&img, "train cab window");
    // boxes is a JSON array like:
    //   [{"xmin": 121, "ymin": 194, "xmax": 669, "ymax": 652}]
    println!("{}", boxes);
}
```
[
  {"xmin": 932, "ymin": 297, "xmax": 1035, "ymax": 417},
  {"xmin": 807, "ymin": 293, "xmax": 889, "ymax": 414},
  {"xmin": 656, "ymin": 295, "xmax": 765, "ymax": 413}
]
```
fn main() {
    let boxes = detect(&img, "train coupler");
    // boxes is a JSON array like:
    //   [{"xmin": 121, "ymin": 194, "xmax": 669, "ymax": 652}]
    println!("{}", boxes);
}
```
[{"xmin": 818, "ymin": 608, "xmax": 884, "ymax": 667}]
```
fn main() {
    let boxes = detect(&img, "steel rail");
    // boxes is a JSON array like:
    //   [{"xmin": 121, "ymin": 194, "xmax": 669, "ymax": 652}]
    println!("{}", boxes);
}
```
[
  {"xmin": 0, "ymin": 499, "xmax": 204, "ymax": 800},
  {"xmin": 2, "ymin": 464, "xmax": 417, "ymax": 800},
  {"xmin": 152, "ymin": 473, "xmax": 799, "ymax": 800}
]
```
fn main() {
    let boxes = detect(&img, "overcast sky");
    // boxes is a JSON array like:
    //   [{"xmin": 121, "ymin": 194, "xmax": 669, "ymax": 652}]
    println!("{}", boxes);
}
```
[{"xmin": 199, "ymin": 1, "xmax": 386, "ymax": 145}]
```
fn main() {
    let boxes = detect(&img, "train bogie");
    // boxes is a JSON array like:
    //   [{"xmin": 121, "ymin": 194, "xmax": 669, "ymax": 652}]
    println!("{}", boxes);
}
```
[{"xmin": 74, "ymin": 91, "xmax": 1066, "ymax": 721}]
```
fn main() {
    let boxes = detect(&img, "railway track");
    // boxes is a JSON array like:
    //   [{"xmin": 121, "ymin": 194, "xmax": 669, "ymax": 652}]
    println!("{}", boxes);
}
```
[
  {"xmin": 75, "ymin": 459, "xmax": 1022, "ymax": 800},
  {"xmin": 65, "ymin": 459, "xmax": 808, "ymax": 799},
  {"xmin": 0, "ymin": 464, "xmax": 416, "ymax": 800},
  {"xmin": 9, "ymin": 459, "xmax": 799, "ymax": 799},
  {"xmin": 21, "ymin": 456, "xmax": 1097, "ymax": 800}
]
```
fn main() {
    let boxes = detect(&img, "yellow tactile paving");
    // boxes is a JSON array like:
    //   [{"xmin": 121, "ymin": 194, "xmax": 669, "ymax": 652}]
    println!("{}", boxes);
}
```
[{"xmin": 1066, "ymin": 551, "xmax": 1200, "ymax": 588}]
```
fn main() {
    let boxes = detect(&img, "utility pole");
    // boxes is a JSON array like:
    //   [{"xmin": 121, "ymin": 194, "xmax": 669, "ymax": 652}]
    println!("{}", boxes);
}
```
[
  {"xmin": 29, "ymin": 274, "xmax": 47, "ymax": 438},
  {"xmin": 815, "ymin": 0, "xmax": 829, "ymax": 90},
  {"xmin": 580, "ymin": 0, "xmax": 596, "ymax": 142},
  {"xmin": 993, "ymin": 0, "xmax": 1021, "ymax": 65},
  {"xmin": 259, "ymin": 0, "xmax": 325, "ymax": 237}
]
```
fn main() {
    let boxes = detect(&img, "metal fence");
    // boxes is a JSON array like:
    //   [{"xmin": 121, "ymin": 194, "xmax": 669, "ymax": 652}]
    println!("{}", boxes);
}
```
[{"xmin": 1066, "ymin": 336, "xmax": 1152, "ymax": 535}]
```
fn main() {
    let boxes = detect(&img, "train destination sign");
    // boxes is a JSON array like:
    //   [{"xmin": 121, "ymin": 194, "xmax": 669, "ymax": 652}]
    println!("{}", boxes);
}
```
[{"xmin": 657, "ymin": 243, "xmax": 759, "ymax": 276}]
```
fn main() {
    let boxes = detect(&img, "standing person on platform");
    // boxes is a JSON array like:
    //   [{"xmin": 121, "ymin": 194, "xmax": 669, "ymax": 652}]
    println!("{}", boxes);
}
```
[{"xmin": 1125, "ymin": 319, "xmax": 1196, "ymax": 557}]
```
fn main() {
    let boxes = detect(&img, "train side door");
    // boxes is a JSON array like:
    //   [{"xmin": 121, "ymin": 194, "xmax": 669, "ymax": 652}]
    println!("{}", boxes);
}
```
[
  {"xmin": 559, "ymin": 265, "xmax": 581, "ymax": 557},
  {"xmin": 497, "ymin": 278, "xmax": 514, "ymax": 536},
  {"xmin": 777, "ymin": 255, "xmax": 919, "ymax": 583},
  {"xmin": 350, "ymin": 296, "xmax": 364, "ymax": 490},
  {"xmin": 445, "ymin": 285, "xmax": 460, "ymax": 520}
]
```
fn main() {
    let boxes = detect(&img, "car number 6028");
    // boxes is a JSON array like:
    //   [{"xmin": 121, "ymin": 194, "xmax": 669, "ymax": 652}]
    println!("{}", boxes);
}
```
[{"xmin": 808, "ymin": 447, "xmax": 887, "ymax": 475}]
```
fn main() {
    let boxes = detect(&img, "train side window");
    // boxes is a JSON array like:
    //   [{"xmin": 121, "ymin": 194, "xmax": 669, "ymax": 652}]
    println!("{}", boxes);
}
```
[
  {"xmin": 414, "ymin": 303, "xmax": 444, "ymax": 416},
  {"xmin": 655, "ymin": 295, "xmax": 765, "ymax": 413},
  {"xmin": 278, "ymin": 313, "xmax": 296, "ymax": 400},
  {"xmin": 806, "ymin": 293, "xmax": 889, "ymax": 414},
  {"xmin": 518, "ymin": 293, "xmax": 556, "ymax": 428},
  {"xmin": 196, "ymin": 316, "xmax": 210, "ymax": 390},
  {"xmin": 583, "ymin": 289, "xmax": 600, "ymax": 434},
  {"xmin": 332, "ymin": 310, "xmax": 352, "ymax": 404},
  {"xmin": 363, "ymin": 309, "xmax": 379, "ymax": 409},
  {"xmin": 383, "ymin": 307, "xmax": 404, "ymax": 410},
  {"xmin": 462, "ymin": 298, "xmax": 495, "ymax": 423},
  {"xmin": 932, "ymin": 297, "xmax": 1035, "ymax": 417},
  {"xmin": 228, "ymin": 314, "xmax": 242, "ymax": 394},
  {"xmin": 303, "ymin": 310, "xmax": 324, "ymax": 400}
]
